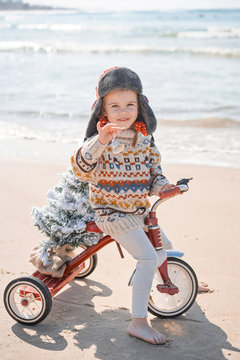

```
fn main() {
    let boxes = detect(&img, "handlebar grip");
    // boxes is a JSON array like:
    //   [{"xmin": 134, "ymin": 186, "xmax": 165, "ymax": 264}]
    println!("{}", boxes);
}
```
[{"xmin": 158, "ymin": 186, "xmax": 181, "ymax": 199}]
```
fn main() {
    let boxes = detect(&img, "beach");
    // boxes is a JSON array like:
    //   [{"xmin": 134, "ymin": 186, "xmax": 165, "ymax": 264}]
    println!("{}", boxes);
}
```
[
  {"xmin": 0, "ymin": 144, "xmax": 239, "ymax": 360},
  {"xmin": 1, "ymin": 6, "xmax": 240, "ymax": 359}
]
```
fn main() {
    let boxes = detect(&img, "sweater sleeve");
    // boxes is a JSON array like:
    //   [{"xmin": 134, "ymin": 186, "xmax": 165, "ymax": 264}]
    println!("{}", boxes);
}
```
[
  {"xmin": 71, "ymin": 135, "xmax": 108, "ymax": 184},
  {"xmin": 148, "ymin": 144, "xmax": 169, "ymax": 196}
]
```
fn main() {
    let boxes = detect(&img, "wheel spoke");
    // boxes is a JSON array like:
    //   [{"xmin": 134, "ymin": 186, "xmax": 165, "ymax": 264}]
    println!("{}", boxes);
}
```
[
  {"xmin": 27, "ymin": 307, "xmax": 35, "ymax": 316},
  {"xmin": 32, "ymin": 299, "xmax": 41, "ymax": 310}
]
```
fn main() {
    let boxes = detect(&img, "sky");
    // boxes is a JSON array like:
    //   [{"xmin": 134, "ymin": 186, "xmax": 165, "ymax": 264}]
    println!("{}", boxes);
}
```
[{"xmin": 26, "ymin": 0, "xmax": 240, "ymax": 11}]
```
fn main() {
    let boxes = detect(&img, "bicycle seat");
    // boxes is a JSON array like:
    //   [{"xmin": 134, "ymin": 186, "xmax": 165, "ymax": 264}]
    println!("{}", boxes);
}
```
[{"xmin": 86, "ymin": 221, "xmax": 103, "ymax": 233}]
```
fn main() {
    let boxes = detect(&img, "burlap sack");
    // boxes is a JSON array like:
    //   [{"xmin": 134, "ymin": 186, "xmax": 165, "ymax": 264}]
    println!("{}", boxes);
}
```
[{"xmin": 29, "ymin": 244, "xmax": 75, "ymax": 278}]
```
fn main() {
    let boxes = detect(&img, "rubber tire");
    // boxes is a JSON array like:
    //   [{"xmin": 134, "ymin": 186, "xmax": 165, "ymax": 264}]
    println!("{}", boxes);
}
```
[
  {"xmin": 74, "ymin": 245, "xmax": 98, "ymax": 279},
  {"xmin": 4, "ymin": 276, "xmax": 52, "ymax": 325},
  {"xmin": 148, "ymin": 257, "xmax": 198, "ymax": 318}
]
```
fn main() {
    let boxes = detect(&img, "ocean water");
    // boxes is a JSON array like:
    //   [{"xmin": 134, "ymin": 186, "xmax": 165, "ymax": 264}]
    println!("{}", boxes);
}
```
[{"xmin": 0, "ymin": 9, "xmax": 240, "ymax": 168}]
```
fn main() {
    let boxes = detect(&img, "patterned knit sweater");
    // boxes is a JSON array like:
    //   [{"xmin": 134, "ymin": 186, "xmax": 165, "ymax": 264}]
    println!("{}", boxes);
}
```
[{"xmin": 71, "ymin": 129, "xmax": 169, "ymax": 237}]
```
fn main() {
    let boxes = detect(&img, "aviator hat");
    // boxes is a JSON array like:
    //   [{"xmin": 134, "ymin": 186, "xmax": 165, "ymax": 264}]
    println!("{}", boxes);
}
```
[{"xmin": 85, "ymin": 67, "xmax": 157, "ymax": 139}]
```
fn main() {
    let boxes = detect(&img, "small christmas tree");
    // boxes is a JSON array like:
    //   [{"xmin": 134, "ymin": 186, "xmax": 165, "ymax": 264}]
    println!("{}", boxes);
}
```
[{"xmin": 31, "ymin": 169, "xmax": 102, "ymax": 263}]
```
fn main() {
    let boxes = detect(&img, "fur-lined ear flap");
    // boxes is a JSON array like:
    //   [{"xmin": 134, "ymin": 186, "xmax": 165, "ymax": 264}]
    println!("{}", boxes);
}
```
[
  {"xmin": 85, "ymin": 98, "xmax": 103, "ymax": 139},
  {"xmin": 138, "ymin": 94, "xmax": 157, "ymax": 135}
]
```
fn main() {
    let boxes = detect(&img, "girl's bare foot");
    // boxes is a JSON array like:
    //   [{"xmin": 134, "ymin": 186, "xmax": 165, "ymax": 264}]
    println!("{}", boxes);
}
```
[{"xmin": 127, "ymin": 318, "xmax": 168, "ymax": 345}]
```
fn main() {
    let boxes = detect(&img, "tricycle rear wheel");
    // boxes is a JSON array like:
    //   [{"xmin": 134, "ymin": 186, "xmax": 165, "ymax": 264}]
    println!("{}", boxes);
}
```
[{"xmin": 74, "ymin": 245, "xmax": 98, "ymax": 279}]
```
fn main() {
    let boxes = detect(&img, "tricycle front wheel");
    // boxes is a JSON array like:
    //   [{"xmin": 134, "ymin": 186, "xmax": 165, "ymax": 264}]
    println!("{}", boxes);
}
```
[
  {"xmin": 4, "ymin": 276, "xmax": 52, "ymax": 325},
  {"xmin": 148, "ymin": 257, "xmax": 198, "ymax": 318}
]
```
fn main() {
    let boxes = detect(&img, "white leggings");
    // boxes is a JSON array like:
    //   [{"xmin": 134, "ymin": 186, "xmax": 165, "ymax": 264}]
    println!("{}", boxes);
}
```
[{"xmin": 114, "ymin": 227, "xmax": 173, "ymax": 318}]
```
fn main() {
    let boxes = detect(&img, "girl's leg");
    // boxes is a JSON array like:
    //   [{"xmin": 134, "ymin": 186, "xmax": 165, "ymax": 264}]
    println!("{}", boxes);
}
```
[{"xmin": 115, "ymin": 228, "xmax": 167, "ymax": 344}]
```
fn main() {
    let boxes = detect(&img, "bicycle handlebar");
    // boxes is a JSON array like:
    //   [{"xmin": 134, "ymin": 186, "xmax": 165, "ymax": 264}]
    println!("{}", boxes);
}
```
[
  {"xmin": 151, "ymin": 178, "xmax": 192, "ymax": 212},
  {"xmin": 159, "ymin": 186, "xmax": 181, "ymax": 199}
]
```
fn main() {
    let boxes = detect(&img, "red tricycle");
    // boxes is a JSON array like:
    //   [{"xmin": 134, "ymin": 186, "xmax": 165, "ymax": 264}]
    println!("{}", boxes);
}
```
[{"xmin": 3, "ymin": 178, "xmax": 198, "ymax": 325}]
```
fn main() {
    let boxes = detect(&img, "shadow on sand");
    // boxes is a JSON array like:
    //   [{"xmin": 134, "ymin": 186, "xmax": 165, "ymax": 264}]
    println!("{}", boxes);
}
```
[{"xmin": 12, "ymin": 278, "xmax": 240, "ymax": 360}]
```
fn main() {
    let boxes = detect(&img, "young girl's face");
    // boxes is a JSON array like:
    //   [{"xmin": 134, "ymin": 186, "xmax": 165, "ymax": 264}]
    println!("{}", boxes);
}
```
[{"xmin": 102, "ymin": 89, "xmax": 138, "ymax": 129}]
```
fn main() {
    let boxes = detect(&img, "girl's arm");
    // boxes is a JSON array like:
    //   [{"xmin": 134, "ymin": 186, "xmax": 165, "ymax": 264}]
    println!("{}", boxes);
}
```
[
  {"xmin": 148, "ymin": 144, "xmax": 172, "ymax": 196},
  {"xmin": 71, "ymin": 122, "xmax": 123, "ymax": 183},
  {"xmin": 71, "ymin": 135, "xmax": 107, "ymax": 184}
]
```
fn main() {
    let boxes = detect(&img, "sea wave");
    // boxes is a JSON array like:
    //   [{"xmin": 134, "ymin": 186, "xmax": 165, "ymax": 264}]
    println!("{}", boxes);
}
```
[
  {"xmin": 178, "ymin": 26, "xmax": 240, "ymax": 39},
  {"xmin": 1, "ymin": 111, "xmax": 239, "ymax": 127},
  {"xmin": 0, "ymin": 23, "xmax": 11, "ymax": 29},
  {"xmin": 17, "ymin": 23, "xmax": 129, "ymax": 34},
  {"xmin": 0, "ymin": 41, "xmax": 239, "ymax": 58},
  {"xmin": 0, "ymin": 119, "xmax": 82, "ymax": 143},
  {"xmin": 5, "ymin": 23, "xmax": 240, "ymax": 39},
  {"xmin": 1, "ymin": 116, "xmax": 239, "ymax": 143},
  {"xmin": 0, "ymin": 109, "xmax": 85, "ymax": 120},
  {"xmin": 1, "ymin": 10, "xmax": 78, "ymax": 18},
  {"xmin": 1, "ymin": 118, "xmax": 240, "ymax": 171}
]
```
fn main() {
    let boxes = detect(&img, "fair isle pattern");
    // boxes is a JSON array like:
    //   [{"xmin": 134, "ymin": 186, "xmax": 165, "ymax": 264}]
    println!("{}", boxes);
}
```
[
  {"xmin": 97, "ymin": 180, "xmax": 151, "ymax": 194},
  {"xmin": 71, "ymin": 129, "xmax": 169, "ymax": 236}
]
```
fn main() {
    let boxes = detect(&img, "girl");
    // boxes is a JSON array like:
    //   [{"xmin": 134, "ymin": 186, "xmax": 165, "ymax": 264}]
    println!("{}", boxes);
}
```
[{"xmin": 71, "ymin": 67, "xmax": 173, "ymax": 345}]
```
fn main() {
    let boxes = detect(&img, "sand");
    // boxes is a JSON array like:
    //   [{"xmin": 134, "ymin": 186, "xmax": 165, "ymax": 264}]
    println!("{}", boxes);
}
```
[{"xmin": 0, "ymin": 156, "xmax": 240, "ymax": 360}]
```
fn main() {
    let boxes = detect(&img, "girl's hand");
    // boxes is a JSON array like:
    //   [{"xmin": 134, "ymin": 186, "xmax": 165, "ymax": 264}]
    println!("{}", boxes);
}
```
[
  {"xmin": 97, "ymin": 122, "xmax": 124, "ymax": 145},
  {"xmin": 162, "ymin": 183, "xmax": 184, "ymax": 195},
  {"xmin": 162, "ymin": 184, "xmax": 174, "ymax": 190}
]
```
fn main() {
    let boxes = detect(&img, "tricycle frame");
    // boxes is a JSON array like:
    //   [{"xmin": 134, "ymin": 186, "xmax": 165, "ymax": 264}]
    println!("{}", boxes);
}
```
[{"xmin": 4, "ymin": 180, "xmax": 198, "ymax": 325}]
